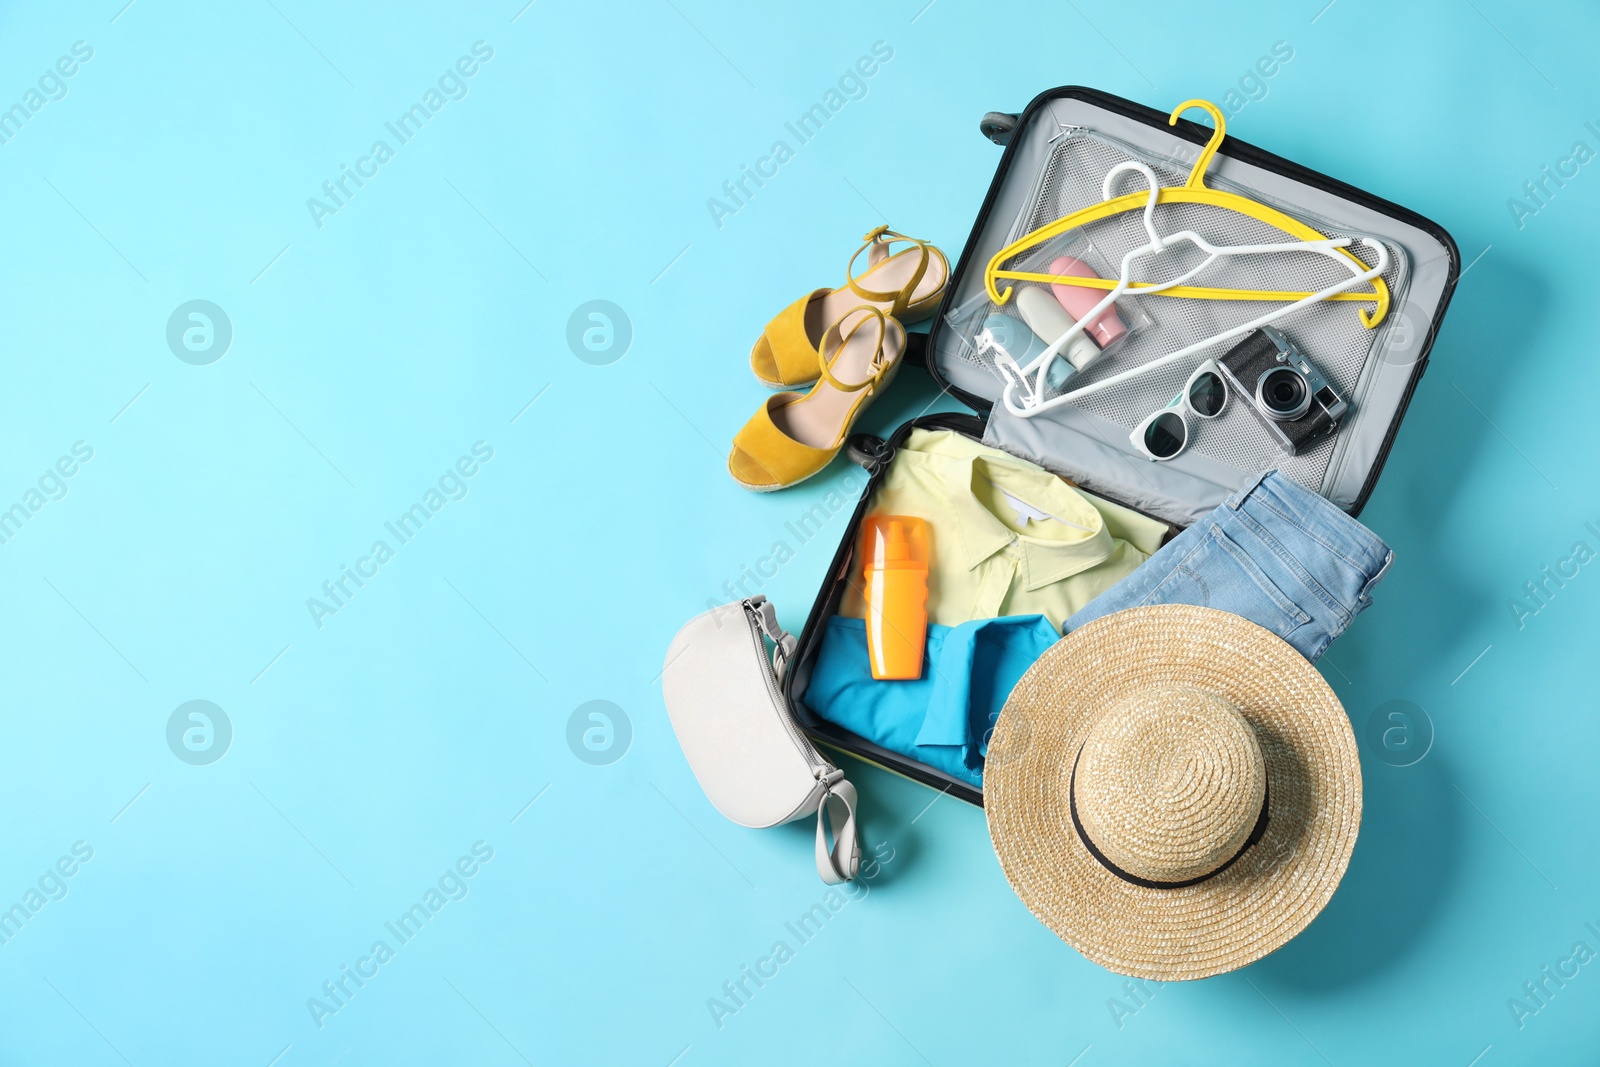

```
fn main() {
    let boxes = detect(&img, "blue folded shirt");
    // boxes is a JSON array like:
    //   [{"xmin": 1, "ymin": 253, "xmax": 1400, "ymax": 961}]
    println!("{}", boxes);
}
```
[{"xmin": 804, "ymin": 614, "xmax": 1060, "ymax": 786}]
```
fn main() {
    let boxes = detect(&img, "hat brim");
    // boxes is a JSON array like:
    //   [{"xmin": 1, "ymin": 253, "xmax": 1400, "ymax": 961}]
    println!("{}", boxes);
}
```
[{"xmin": 985, "ymin": 604, "xmax": 1361, "ymax": 980}]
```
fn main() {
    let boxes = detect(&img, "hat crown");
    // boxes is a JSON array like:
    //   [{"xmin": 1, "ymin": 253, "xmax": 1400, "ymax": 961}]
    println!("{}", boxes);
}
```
[{"xmin": 1075, "ymin": 686, "xmax": 1266, "ymax": 884}]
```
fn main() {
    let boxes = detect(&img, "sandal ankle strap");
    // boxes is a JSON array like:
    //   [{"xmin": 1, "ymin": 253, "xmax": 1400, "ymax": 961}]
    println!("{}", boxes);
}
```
[
  {"xmin": 844, "ymin": 226, "xmax": 932, "ymax": 318},
  {"xmin": 816, "ymin": 307, "xmax": 893, "ymax": 393}
]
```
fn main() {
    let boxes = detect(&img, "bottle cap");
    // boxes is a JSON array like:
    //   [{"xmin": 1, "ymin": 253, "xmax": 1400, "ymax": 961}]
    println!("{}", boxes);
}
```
[
  {"xmin": 1048, "ymin": 255, "xmax": 1129, "ymax": 348},
  {"xmin": 862, "ymin": 515, "xmax": 930, "ymax": 573}
]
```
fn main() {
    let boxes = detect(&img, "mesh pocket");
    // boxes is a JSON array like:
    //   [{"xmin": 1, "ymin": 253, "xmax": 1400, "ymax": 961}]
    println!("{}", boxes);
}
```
[{"xmin": 971, "ymin": 130, "xmax": 1411, "ymax": 492}]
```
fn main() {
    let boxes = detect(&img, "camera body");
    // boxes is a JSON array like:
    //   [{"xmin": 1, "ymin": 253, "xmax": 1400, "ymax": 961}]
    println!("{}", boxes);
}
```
[{"xmin": 1217, "ymin": 326, "xmax": 1348, "ymax": 455}]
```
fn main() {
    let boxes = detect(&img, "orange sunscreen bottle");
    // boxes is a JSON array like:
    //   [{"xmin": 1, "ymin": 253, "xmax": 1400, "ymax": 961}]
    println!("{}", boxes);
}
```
[{"xmin": 860, "ymin": 515, "xmax": 931, "ymax": 680}]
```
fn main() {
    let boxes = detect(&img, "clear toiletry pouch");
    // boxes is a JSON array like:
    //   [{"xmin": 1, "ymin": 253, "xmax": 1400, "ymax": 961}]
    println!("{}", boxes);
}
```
[
  {"xmin": 661, "ymin": 596, "xmax": 861, "ymax": 884},
  {"xmin": 943, "ymin": 227, "xmax": 1149, "ymax": 402}
]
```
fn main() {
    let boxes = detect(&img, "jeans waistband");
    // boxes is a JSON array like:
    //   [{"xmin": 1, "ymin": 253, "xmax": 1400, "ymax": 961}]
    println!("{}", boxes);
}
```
[
  {"xmin": 1227, "ymin": 468, "xmax": 1276, "ymax": 507},
  {"xmin": 1225, "ymin": 469, "xmax": 1392, "ymax": 577}
]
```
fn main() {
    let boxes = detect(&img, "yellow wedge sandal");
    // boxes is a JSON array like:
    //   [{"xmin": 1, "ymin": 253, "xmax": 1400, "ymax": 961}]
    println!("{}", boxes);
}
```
[
  {"xmin": 729, "ymin": 306, "xmax": 907, "ymax": 492},
  {"xmin": 751, "ymin": 226, "xmax": 947, "ymax": 389}
]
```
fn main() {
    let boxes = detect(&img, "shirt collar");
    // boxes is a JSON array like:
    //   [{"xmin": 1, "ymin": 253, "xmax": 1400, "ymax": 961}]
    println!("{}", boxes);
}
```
[{"xmin": 944, "ymin": 453, "xmax": 1116, "ymax": 591}]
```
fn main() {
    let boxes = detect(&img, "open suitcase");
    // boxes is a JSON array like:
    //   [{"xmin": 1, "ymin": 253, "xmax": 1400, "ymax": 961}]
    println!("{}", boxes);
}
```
[{"xmin": 776, "ymin": 87, "xmax": 1460, "ymax": 807}]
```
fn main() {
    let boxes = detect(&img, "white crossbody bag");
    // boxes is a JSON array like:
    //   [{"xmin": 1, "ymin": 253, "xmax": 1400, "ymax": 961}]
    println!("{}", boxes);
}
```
[{"xmin": 662, "ymin": 596, "xmax": 861, "ymax": 884}]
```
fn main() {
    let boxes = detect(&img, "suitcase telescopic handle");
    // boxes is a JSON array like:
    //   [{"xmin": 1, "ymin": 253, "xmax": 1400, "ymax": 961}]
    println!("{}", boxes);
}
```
[{"xmin": 980, "ymin": 111, "xmax": 1019, "ymax": 146}]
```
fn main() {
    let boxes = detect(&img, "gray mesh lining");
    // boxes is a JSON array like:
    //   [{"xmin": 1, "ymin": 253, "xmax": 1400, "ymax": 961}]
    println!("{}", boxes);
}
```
[{"xmin": 956, "ymin": 129, "xmax": 1411, "ymax": 493}]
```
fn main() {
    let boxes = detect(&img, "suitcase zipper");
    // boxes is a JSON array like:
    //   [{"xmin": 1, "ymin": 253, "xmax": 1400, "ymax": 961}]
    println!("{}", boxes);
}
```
[
  {"xmin": 946, "ymin": 116, "xmax": 1420, "ymax": 516},
  {"xmin": 778, "ymin": 412, "xmax": 992, "ymax": 808},
  {"xmin": 742, "ymin": 599, "xmax": 835, "ymax": 780}
]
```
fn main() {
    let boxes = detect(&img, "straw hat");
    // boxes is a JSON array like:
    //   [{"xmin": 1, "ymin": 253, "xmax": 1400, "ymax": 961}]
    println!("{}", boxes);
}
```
[{"xmin": 985, "ymin": 604, "xmax": 1361, "ymax": 980}]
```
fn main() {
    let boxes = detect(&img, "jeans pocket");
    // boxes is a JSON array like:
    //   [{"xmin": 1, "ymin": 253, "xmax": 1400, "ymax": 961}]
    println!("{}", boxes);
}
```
[{"xmin": 1138, "ymin": 523, "xmax": 1312, "ymax": 644}]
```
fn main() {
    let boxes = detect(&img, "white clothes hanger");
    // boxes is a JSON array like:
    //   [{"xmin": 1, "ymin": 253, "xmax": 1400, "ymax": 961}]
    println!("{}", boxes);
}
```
[{"xmin": 994, "ymin": 160, "xmax": 1390, "ymax": 420}]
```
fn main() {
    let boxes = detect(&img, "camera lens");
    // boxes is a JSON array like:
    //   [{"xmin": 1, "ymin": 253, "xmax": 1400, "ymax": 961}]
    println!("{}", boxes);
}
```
[{"xmin": 1257, "ymin": 366, "xmax": 1311, "ymax": 421}]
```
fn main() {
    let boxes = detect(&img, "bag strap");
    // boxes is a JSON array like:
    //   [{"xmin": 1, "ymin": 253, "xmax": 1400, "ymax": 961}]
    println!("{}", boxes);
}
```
[
  {"xmin": 748, "ymin": 596, "xmax": 798, "ymax": 679},
  {"xmin": 746, "ymin": 597, "xmax": 862, "ymax": 883},
  {"xmin": 815, "ymin": 776, "xmax": 861, "ymax": 884}
]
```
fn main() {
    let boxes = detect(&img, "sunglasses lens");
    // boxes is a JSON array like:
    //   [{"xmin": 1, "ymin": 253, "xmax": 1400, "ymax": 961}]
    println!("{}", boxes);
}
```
[
  {"xmin": 1188, "ymin": 371, "xmax": 1227, "ymax": 418},
  {"xmin": 1143, "ymin": 412, "xmax": 1186, "ymax": 459}
]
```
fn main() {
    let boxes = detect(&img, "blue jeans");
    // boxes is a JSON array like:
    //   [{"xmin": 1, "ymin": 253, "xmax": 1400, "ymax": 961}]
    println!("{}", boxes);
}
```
[{"xmin": 1062, "ymin": 471, "xmax": 1394, "ymax": 662}]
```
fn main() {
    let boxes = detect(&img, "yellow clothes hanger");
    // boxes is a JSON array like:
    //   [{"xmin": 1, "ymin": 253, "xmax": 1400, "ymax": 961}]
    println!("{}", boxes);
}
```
[{"xmin": 983, "ymin": 99, "xmax": 1390, "ymax": 330}]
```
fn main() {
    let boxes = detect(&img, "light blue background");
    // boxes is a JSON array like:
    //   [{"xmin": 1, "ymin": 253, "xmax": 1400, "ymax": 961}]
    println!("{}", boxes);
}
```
[{"xmin": 0, "ymin": 0, "xmax": 1594, "ymax": 1063}]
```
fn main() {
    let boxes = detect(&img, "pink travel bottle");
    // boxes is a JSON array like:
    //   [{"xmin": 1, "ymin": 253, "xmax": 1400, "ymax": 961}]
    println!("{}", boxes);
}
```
[{"xmin": 1048, "ymin": 255, "xmax": 1129, "ymax": 349}]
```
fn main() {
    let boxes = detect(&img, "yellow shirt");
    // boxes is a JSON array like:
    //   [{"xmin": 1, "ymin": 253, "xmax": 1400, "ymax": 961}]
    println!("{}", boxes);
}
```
[{"xmin": 839, "ymin": 430, "xmax": 1168, "ymax": 631}]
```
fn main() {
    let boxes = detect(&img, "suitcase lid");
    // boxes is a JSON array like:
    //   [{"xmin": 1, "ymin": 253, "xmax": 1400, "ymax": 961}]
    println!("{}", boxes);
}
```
[{"xmin": 922, "ymin": 87, "xmax": 1459, "ymax": 524}]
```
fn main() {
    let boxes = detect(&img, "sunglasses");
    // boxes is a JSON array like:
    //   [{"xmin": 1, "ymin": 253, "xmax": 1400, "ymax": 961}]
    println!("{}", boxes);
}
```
[{"xmin": 1129, "ymin": 360, "xmax": 1228, "ymax": 462}]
